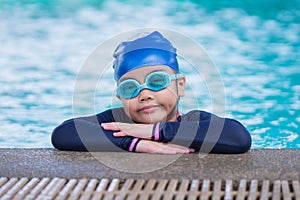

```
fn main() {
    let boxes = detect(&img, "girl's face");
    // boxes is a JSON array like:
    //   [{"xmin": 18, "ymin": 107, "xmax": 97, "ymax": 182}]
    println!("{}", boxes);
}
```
[{"xmin": 117, "ymin": 65, "xmax": 186, "ymax": 124}]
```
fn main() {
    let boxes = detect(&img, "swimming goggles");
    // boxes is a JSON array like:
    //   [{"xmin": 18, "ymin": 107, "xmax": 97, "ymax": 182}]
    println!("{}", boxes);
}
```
[{"xmin": 117, "ymin": 71, "xmax": 182, "ymax": 99}]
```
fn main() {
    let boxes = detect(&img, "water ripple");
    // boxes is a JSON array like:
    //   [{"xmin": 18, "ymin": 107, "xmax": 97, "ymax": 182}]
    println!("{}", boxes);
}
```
[{"xmin": 0, "ymin": 0, "xmax": 299, "ymax": 148}]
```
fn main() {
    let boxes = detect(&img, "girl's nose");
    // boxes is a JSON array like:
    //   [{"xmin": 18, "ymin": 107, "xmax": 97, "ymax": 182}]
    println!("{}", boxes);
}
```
[{"xmin": 138, "ymin": 89, "xmax": 154, "ymax": 102}]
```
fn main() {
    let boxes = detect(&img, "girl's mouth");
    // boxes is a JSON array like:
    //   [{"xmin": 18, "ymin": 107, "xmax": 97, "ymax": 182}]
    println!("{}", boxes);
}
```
[{"xmin": 139, "ymin": 105, "xmax": 159, "ymax": 113}]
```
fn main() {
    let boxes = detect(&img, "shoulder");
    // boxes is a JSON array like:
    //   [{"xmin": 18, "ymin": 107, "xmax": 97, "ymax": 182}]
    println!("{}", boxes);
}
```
[{"xmin": 180, "ymin": 110, "xmax": 215, "ymax": 121}]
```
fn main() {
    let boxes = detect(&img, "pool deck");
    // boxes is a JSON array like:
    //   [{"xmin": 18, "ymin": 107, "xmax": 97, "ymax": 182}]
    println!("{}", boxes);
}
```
[{"xmin": 0, "ymin": 148, "xmax": 299, "ymax": 180}]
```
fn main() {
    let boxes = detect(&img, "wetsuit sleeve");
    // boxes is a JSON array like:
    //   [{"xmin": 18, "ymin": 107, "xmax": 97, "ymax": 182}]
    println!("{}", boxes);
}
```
[
  {"xmin": 51, "ymin": 109, "xmax": 136, "ymax": 152},
  {"xmin": 155, "ymin": 111, "xmax": 251, "ymax": 154}
]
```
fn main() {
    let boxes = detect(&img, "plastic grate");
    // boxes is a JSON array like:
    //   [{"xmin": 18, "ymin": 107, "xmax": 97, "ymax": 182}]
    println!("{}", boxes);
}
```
[{"xmin": 0, "ymin": 177, "xmax": 299, "ymax": 200}]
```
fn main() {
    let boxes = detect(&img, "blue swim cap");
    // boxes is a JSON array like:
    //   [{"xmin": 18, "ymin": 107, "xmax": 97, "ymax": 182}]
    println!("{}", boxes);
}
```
[{"xmin": 112, "ymin": 31, "xmax": 179, "ymax": 81}]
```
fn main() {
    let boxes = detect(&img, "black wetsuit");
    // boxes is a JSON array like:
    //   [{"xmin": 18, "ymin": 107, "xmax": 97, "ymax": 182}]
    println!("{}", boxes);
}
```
[{"xmin": 51, "ymin": 107, "xmax": 251, "ymax": 153}]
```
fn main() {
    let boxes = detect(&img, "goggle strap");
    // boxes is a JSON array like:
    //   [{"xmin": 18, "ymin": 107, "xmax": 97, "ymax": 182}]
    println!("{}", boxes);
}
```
[{"xmin": 170, "ymin": 74, "xmax": 182, "ymax": 80}]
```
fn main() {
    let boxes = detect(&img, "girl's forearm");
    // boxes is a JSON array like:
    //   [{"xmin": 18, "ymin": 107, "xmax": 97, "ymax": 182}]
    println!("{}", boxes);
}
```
[
  {"xmin": 51, "ymin": 118, "xmax": 136, "ymax": 152},
  {"xmin": 155, "ymin": 118, "xmax": 251, "ymax": 153}
]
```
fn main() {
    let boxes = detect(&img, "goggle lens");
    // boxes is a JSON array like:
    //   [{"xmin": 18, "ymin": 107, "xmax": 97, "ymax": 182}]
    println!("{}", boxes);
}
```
[{"xmin": 147, "ymin": 72, "xmax": 168, "ymax": 91}]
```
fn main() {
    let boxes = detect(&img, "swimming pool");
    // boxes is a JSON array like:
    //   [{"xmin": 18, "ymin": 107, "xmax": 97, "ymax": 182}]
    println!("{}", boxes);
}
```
[{"xmin": 0, "ymin": 0, "xmax": 299, "ymax": 148}]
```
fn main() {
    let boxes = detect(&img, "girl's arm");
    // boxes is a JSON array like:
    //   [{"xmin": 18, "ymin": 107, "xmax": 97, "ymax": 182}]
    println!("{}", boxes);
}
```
[
  {"xmin": 51, "ymin": 108, "xmax": 140, "ymax": 151},
  {"xmin": 51, "ymin": 117, "xmax": 194, "ymax": 154},
  {"xmin": 134, "ymin": 140, "xmax": 194, "ymax": 154},
  {"xmin": 159, "ymin": 110, "xmax": 252, "ymax": 153},
  {"xmin": 155, "ymin": 118, "xmax": 251, "ymax": 153},
  {"xmin": 103, "ymin": 111, "xmax": 252, "ymax": 154},
  {"xmin": 51, "ymin": 108, "xmax": 194, "ymax": 154},
  {"xmin": 51, "ymin": 116, "xmax": 135, "ymax": 151}
]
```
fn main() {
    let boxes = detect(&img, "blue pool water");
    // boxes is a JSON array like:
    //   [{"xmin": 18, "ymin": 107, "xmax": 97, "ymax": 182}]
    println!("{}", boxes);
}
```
[{"xmin": 0, "ymin": 0, "xmax": 299, "ymax": 148}]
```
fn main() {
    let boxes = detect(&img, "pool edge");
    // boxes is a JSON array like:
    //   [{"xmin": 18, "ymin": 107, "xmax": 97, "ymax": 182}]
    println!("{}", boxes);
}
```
[{"xmin": 0, "ymin": 148, "xmax": 299, "ymax": 180}]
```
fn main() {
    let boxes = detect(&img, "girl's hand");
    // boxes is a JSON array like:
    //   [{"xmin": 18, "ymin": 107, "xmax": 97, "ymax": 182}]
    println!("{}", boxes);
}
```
[
  {"xmin": 101, "ymin": 122, "xmax": 153, "ymax": 139},
  {"xmin": 136, "ymin": 140, "xmax": 195, "ymax": 154}
]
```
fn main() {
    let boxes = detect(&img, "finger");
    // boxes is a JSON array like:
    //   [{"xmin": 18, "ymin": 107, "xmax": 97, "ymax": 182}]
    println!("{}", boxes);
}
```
[
  {"xmin": 155, "ymin": 148, "xmax": 177, "ymax": 154},
  {"xmin": 167, "ymin": 143, "xmax": 192, "ymax": 151},
  {"xmin": 154, "ymin": 145, "xmax": 184, "ymax": 154},
  {"xmin": 173, "ymin": 148, "xmax": 190, "ymax": 154},
  {"xmin": 113, "ymin": 132, "xmax": 128, "ymax": 137},
  {"xmin": 135, "ymin": 140, "xmax": 176, "ymax": 154},
  {"xmin": 172, "ymin": 144, "xmax": 194, "ymax": 152},
  {"xmin": 101, "ymin": 123, "xmax": 121, "ymax": 131},
  {"xmin": 164, "ymin": 144, "xmax": 194, "ymax": 154},
  {"xmin": 181, "ymin": 147, "xmax": 195, "ymax": 153},
  {"xmin": 189, "ymin": 148, "xmax": 195, "ymax": 153}
]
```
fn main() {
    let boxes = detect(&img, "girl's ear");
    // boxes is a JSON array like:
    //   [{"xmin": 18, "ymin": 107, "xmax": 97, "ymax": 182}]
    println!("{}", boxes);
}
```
[{"xmin": 177, "ymin": 75, "xmax": 186, "ymax": 97}]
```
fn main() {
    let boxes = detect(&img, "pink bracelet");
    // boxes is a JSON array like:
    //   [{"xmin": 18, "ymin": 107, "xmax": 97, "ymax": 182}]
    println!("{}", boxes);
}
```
[
  {"xmin": 178, "ymin": 110, "xmax": 182, "ymax": 118},
  {"xmin": 153, "ymin": 123, "xmax": 160, "ymax": 141},
  {"xmin": 129, "ymin": 138, "xmax": 139, "ymax": 152}
]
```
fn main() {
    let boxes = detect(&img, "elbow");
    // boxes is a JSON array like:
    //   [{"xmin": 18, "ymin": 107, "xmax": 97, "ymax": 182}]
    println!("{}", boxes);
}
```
[
  {"xmin": 240, "ymin": 129, "xmax": 252, "ymax": 153},
  {"xmin": 228, "ymin": 120, "xmax": 252, "ymax": 153},
  {"xmin": 235, "ymin": 134, "xmax": 251, "ymax": 153},
  {"xmin": 212, "ymin": 119, "xmax": 252, "ymax": 154},
  {"xmin": 51, "ymin": 127, "xmax": 67, "ymax": 150},
  {"xmin": 51, "ymin": 124, "xmax": 87, "ymax": 151}
]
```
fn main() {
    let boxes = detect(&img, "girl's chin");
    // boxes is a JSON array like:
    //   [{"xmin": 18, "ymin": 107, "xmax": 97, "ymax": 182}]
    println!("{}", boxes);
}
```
[{"xmin": 136, "ymin": 114, "xmax": 167, "ymax": 124}]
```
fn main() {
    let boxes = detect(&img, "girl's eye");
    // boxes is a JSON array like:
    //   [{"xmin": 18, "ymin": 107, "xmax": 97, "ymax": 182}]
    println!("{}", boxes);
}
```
[
  {"xmin": 149, "ymin": 75, "xmax": 166, "ymax": 86},
  {"xmin": 121, "ymin": 82, "xmax": 137, "ymax": 92}
]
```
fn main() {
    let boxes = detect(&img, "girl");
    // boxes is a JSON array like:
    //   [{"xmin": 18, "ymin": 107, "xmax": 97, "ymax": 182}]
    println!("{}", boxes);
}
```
[{"xmin": 51, "ymin": 31, "xmax": 251, "ymax": 154}]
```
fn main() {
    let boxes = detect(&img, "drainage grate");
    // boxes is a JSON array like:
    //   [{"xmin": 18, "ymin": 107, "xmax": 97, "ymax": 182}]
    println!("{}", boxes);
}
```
[{"xmin": 0, "ymin": 177, "xmax": 299, "ymax": 200}]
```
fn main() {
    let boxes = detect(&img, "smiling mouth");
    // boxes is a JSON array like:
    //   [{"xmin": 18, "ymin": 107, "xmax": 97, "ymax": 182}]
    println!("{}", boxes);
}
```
[{"xmin": 139, "ymin": 105, "xmax": 160, "ymax": 113}]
